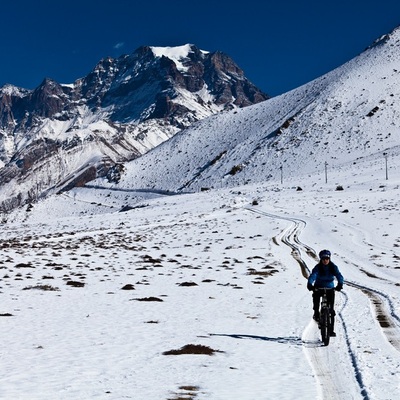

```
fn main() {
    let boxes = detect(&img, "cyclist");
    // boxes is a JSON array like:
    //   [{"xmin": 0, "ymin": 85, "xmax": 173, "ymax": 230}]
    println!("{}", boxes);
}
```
[{"xmin": 307, "ymin": 249, "xmax": 344, "ymax": 336}]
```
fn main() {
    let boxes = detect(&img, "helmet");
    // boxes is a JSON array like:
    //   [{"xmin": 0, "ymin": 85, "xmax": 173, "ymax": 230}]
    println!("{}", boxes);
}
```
[{"xmin": 319, "ymin": 249, "xmax": 331, "ymax": 259}]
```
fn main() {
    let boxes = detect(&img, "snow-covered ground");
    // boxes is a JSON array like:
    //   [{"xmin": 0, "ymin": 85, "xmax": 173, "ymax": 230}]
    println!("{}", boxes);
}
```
[
  {"xmin": 0, "ymin": 150, "xmax": 399, "ymax": 399},
  {"xmin": 1, "ymin": 24, "xmax": 400, "ymax": 400}
]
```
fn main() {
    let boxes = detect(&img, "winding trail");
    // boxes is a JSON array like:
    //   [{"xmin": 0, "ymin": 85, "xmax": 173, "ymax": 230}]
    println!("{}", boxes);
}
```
[
  {"xmin": 247, "ymin": 206, "xmax": 400, "ymax": 350},
  {"xmin": 246, "ymin": 205, "xmax": 400, "ymax": 398},
  {"xmin": 247, "ymin": 208, "xmax": 365, "ymax": 398},
  {"xmin": 246, "ymin": 208, "xmax": 315, "ymax": 277}
]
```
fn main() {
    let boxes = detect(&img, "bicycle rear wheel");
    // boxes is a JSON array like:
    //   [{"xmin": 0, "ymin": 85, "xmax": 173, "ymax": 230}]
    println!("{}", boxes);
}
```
[{"xmin": 320, "ymin": 307, "xmax": 330, "ymax": 346}]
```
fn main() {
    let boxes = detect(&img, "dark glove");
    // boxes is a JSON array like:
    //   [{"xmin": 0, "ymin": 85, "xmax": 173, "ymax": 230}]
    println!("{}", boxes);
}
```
[
  {"xmin": 307, "ymin": 282, "xmax": 314, "ymax": 291},
  {"xmin": 335, "ymin": 283, "xmax": 343, "ymax": 291}
]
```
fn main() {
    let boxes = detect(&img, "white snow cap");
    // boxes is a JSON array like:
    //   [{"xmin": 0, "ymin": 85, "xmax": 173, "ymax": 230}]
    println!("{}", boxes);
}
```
[
  {"xmin": 150, "ymin": 44, "xmax": 208, "ymax": 72},
  {"xmin": 0, "ymin": 83, "xmax": 27, "ymax": 95}
]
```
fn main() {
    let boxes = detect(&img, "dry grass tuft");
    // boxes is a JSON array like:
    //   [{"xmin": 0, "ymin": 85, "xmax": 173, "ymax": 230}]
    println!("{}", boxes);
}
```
[
  {"xmin": 66, "ymin": 280, "xmax": 85, "ymax": 287},
  {"xmin": 163, "ymin": 344, "xmax": 222, "ymax": 356},
  {"xmin": 135, "ymin": 297, "xmax": 163, "ymax": 302},
  {"xmin": 23, "ymin": 284, "xmax": 60, "ymax": 291},
  {"xmin": 15, "ymin": 263, "xmax": 34, "ymax": 269},
  {"xmin": 121, "ymin": 284, "xmax": 135, "ymax": 290},
  {"xmin": 178, "ymin": 282, "xmax": 198, "ymax": 287},
  {"xmin": 247, "ymin": 268, "xmax": 278, "ymax": 277},
  {"xmin": 168, "ymin": 385, "xmax": 200, "ymax": 400}
]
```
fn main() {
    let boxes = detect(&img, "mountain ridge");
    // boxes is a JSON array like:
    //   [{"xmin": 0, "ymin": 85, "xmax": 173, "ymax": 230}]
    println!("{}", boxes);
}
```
[
  {"xmin": 95, "ymin": 26, "xmax": 400, "ymax": 193},
  {"xmin": 0, "ymin": 44, "xmax": 268, "ymax": 211}
]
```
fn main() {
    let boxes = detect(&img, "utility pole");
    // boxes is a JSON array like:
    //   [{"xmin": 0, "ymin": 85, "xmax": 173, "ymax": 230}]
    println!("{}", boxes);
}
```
[
  {"xmin": 383, "ymin": 152, "xmax": 388, "ymax": 180},
  {"xmin": 324, "ymin": 161, "xmax": 328, "ymax": 183}
]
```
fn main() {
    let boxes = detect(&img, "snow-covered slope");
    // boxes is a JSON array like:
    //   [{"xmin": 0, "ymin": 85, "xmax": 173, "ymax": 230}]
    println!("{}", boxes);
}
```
[{"xmin": 100, "ymin": 27, "xmax": 400, "ymax": 193}]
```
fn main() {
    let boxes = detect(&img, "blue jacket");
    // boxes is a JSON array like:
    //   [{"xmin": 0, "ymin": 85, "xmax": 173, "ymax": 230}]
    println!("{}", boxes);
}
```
[{"xmin": 308, "ymin": 261, "xmax": 344, "ymax": 289}]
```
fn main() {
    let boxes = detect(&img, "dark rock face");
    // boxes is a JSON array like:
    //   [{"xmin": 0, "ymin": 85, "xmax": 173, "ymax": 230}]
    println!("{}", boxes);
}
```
[{"xmin": 0, "ymin": 44, "xmax": 268, "ymax": 212}]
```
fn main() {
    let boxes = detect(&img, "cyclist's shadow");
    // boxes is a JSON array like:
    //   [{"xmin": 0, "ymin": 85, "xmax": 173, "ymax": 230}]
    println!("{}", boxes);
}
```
[
  {"xmin": 301, "ymin": 338, "xmax": 322, "ymax": 348},
  {"xmin": 209, "ymin": 333, "xmax": 303, "ymax": 346}
]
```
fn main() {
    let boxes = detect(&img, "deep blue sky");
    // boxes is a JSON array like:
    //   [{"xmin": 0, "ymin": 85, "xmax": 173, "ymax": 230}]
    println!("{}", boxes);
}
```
[{"xmin": 1, "ymin": 0, "xmax": 400, "ymax": 96}]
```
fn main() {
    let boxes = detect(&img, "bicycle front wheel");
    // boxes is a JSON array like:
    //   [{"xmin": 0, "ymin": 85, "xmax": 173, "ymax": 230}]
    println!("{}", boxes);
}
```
[{"xmin": 320, "ymin": 308, "xmax": 330, "ymax": 346}]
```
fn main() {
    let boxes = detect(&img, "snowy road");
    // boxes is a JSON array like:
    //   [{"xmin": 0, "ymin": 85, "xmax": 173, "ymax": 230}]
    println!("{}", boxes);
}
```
[
  {"xmin": 252, "ymin": 201, "xmax": 400, "ymax": 400},
  {"xmin": 1, "ymin": 182, "xmax": 399, "ymax": 399},
  {"xmin": 248, "ymin": 208, "xmax": 366, "ymax": 399}
]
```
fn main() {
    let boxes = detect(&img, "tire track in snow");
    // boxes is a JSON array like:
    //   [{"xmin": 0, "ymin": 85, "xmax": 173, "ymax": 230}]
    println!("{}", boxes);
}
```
[
  {"xmin": 247, "ymin": 207, "xmax": 400, "ymax": 352},
  {"xmin": 347, "ymin": 281, "xmax": 400, "ymax": 351},
  {"xmin": 245, "ymin": 207, "xmax": 368, "ymax": 400},
  {"xmin": 326, "ymin": 218, "xmax": 400, "ymax": 349},
  {"xmin": 245, "ymin": 208, "xmax": 314, "ymax": 278}
]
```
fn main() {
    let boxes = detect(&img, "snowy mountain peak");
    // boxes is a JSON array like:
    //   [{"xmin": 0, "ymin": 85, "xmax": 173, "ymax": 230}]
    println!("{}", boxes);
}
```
[
  {"xmin": 150, "ymin": 43, "xmax": 208, "ymax": 72},
  {"xmin": 367, "ymin": 24, "xmax": 400, "ymax": 49},
  {"xmin": 0, "ymin": 83, "xmax": 30, "ymax": 96},
  {"xmin": 0, "ymin": 43, "xmax": 268, "ymax": 212}
]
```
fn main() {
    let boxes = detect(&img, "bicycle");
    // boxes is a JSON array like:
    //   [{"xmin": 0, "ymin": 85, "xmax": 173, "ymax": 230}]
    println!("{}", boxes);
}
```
[{"xmin": 314, "ymin": 288, "xmax": 335, "ymax": 346}]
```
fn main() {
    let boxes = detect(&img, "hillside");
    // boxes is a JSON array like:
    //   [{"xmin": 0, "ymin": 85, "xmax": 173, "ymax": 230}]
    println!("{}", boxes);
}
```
[{"xmin": 96, "ymin": 27, "xmax": 400, "ymax": 193}]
